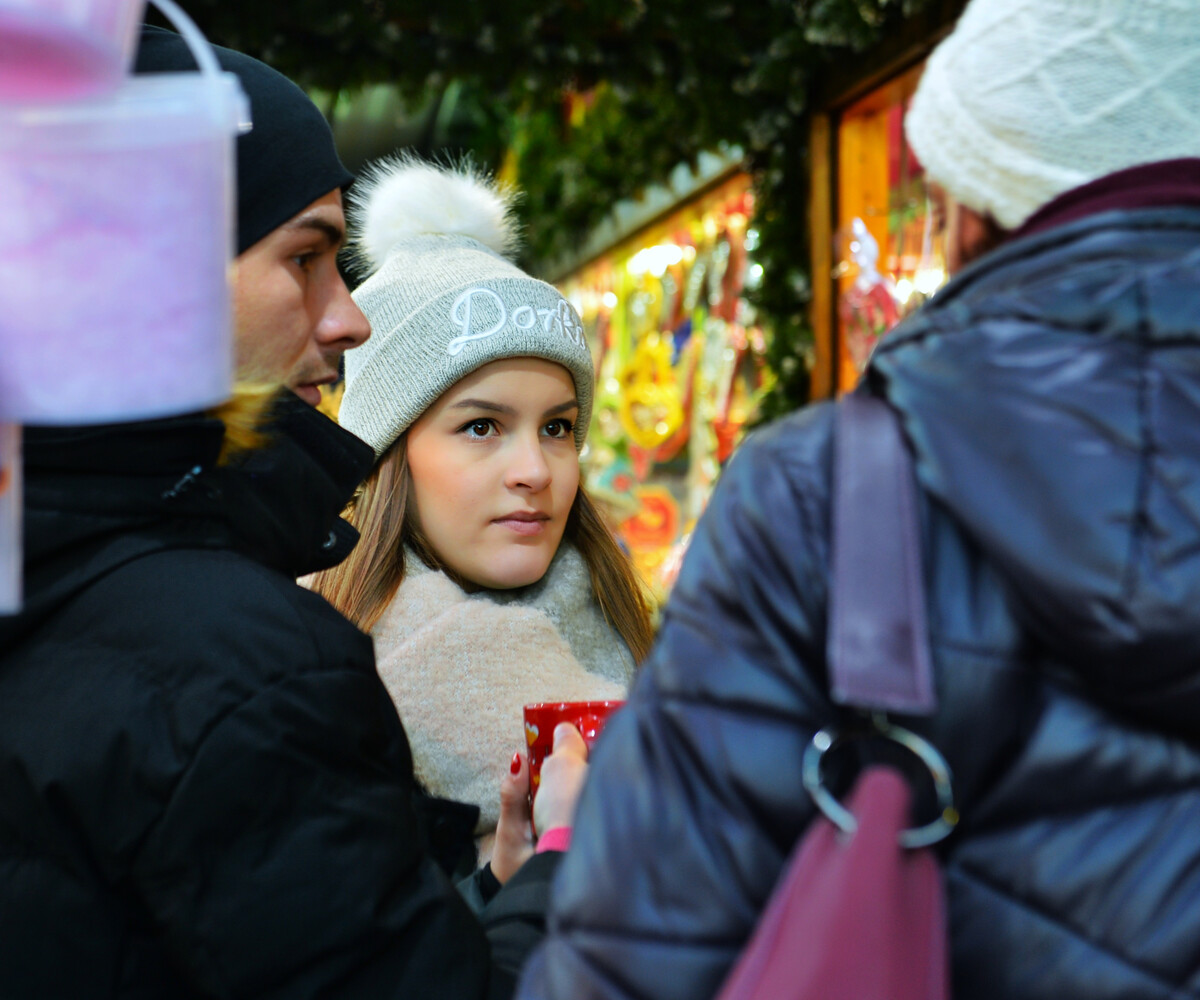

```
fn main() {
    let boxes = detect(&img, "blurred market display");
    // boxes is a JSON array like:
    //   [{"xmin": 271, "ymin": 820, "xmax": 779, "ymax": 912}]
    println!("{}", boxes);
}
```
[{"xmin": 554, "ymin": 169, "xmax": 770, "ymax": 604}]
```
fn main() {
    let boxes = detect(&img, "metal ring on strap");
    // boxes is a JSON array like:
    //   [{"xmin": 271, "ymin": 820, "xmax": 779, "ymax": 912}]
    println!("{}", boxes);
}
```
[{"xmin": 802, "ymin": 718, "xmax": 959, "ymax": 849}]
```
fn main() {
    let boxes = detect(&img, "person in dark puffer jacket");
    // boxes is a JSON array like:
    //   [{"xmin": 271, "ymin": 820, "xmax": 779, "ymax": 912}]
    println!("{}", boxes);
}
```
[
  {"xmin": 516, "ymin": 1, "xmax": 1200, "ymax": 998},
  {"xmin": 0, "ymin": 396, "xmax": 565, "ymax": 999},
  {"xmin": 0, "ymin": 23, "xmax": 582, "ymax": 1000}
]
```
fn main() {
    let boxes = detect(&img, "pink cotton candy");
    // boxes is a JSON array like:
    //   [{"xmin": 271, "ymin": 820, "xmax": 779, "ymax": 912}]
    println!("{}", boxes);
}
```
[
  {"xmin": 0, "ymin": 1, "xmax": 144, "ymax": 100},
  {"xmin": 0, "ymin": 74, "xmax": 242, "ymax": 423},
  {"xmin": 0, "ymin": 11, "xmax": 122, "ymax": 101}
]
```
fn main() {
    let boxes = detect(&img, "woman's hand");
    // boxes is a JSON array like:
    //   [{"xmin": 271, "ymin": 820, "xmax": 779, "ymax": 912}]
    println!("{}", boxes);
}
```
[
  {"xmin": 533, "ymin": 722, "xmax": 589, "ymax": 837},
  {"xmin": 490, "ymin": 751, "xmax": 535, "ymax": 884},
  {"xmin": 491, "ymin": 724, "xmax": 589, "ymax": 882}
]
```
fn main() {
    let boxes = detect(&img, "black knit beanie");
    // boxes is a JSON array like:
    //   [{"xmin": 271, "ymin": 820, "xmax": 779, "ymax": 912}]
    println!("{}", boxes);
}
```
[{"xmin": 134, "ymin": 24, "xmax": 353, "ymax": 255}]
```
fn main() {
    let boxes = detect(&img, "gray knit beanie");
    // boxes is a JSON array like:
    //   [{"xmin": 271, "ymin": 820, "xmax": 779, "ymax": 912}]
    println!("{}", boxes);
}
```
[
  {"xmin": 905, "ymin": 0, "xmax": 1200, "ymax": 231},
  {"xmin": 339, "ymin": 158, "xmax": 595, "ymax": 458}
]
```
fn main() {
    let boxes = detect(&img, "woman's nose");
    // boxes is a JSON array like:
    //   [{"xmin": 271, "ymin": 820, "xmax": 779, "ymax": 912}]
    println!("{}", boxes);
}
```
[{"xmin": 505, "ymin": 433, "xmax": 552, "ymax": 491}]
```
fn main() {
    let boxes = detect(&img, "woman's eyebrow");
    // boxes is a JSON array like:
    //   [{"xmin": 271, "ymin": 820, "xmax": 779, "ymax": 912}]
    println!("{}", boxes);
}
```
[
  {"xmin": 449, "ymin": 399, "xmax": 579, "ymax": 417},
  {"xmin": 451, "ymin": 399, "xmax": 515, "ymax": 415}
]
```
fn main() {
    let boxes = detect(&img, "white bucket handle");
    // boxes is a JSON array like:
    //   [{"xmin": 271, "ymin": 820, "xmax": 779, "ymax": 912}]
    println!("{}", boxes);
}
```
[
  {"xmin": 147, "ymin": 0, "xmax": 219, "ymax": 79},
  {"xmin": 145, "ymin": 0, "xmax": 251, "ymax": 132}
]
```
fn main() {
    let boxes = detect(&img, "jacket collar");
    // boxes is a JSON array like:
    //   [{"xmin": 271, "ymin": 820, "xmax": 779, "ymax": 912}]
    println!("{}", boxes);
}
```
[
  {"xmin": 4, "ymin": 392, "xmax": 374, "ymax": 644},
  {"xmin": 211, "ymin": 391, "xmax": 375, "ymax": 575},
  {"xmin": 1013, "ymin": 158, "xmax": 1200, "ymax": 241}
]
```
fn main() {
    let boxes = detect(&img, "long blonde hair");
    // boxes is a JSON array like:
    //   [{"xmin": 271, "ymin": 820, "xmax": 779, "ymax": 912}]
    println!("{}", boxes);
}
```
[{"xmin": 309, "ymin": 435, "xmax": 655, "ymax": 663}]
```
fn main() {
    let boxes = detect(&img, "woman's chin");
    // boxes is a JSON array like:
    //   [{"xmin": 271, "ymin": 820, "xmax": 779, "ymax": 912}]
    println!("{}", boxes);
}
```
[{"xmin": 469, "ymin": 553, "xmax": 554, "ymax": 591}]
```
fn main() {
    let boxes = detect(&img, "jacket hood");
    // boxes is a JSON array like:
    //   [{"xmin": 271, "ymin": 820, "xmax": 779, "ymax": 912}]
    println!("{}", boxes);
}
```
[
  {"xmin": 869, "ymin": 206, "xmax": 1200, "ymax": 706},
  {"xmin": 0, "ymin": 392, "xmax": 374, "ymax": 648}
]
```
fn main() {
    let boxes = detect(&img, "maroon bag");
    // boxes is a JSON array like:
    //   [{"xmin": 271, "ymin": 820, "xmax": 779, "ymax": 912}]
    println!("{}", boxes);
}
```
[{"xmin": 716, "ymin": 393, "xmax": 956, "ymax": 1000}]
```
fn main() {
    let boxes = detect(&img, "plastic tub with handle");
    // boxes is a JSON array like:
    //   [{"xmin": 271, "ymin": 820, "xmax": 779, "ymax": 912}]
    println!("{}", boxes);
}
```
[
  {"xmin": 0, "ymin": 0, "xmax": 250, "ymax": 423},
  {"xmin": 0, "ymin": 0, "xmax": 147, "ymax": 99}
]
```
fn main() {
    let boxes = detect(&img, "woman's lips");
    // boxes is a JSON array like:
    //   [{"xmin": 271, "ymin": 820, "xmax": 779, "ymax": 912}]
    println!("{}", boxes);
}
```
[{"xmin": 494, "ymin": 514, "xmax": 550, "ymax": 536}]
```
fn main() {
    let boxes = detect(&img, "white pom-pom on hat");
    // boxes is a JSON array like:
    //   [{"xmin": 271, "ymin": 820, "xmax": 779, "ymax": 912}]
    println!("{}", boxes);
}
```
[{"xmin": 348, "ymin": 155, "xmax": 520, "ymax": 275}]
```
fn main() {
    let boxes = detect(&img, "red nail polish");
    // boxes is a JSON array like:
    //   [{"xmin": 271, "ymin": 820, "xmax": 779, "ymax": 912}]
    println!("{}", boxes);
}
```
[{"xmin": 510, "ymin": 752, "xmax": 522, "ymax": 775}]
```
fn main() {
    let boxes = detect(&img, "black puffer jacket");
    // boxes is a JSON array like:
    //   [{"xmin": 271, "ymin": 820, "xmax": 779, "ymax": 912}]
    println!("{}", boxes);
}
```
[
  {"xmin": 0, "ymin": 395, "xmax": 557, "ymax": 999},
  {"xmin": 517, "ymin": 204, "xmax": 1200, "ymax": 1000}
]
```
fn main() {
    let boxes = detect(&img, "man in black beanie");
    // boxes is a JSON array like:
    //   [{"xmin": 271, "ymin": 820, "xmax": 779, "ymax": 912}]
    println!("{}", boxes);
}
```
[
  {"xmin": 0, "ymin": 23, "xmax": 581, "ymax": 1000},
  {"xmin": 136, "ymin": 24, "xmax": 369, "ymax": 402}
]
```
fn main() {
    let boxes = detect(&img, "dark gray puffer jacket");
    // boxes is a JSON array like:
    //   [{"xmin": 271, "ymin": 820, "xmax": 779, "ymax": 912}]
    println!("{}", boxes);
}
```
[{"xmin": 518, "ymin": 203, "xmax": 1200, "ymax": 1000}]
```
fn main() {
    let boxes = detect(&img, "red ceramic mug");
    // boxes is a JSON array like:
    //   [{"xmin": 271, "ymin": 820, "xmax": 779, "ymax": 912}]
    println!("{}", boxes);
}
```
[{"xmin": 523, "ymin": 699, "xmax": 625, "ymax": 813}]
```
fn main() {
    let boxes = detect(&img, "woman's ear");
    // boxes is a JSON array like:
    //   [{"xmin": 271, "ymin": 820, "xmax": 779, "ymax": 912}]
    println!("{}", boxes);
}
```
[
  {"xmin": 955, "ymin": 204, "xmax": 1008, "ymax": 272},
  {"xmin": 937, "ymin": 184, "xmax": 1009, "ymax": 274}
]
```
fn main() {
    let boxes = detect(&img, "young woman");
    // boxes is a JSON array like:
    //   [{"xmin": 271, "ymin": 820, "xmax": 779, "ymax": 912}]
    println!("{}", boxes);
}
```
[{"xmin": 309, "ymin": 158, "xmax": 654, "ymax": 871}]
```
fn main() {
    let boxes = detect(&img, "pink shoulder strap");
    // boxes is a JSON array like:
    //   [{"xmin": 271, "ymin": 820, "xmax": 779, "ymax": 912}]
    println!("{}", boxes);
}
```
[{"xmin": 828, "ymin": 393, "xmax": 936, "ymax": 715}]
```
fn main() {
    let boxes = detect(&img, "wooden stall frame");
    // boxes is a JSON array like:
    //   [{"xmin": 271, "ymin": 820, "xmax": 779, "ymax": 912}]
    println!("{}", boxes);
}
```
[
  {"xmin": 809, "ymin": 112, "xmax": 836, "ymax": 400},
  {"xmin": 807, "ymin": 0, "xmax": 967, "ymax": 401}
]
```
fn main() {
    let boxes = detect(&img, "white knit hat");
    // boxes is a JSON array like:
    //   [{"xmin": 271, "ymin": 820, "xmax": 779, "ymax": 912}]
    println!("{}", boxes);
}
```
[
  {"xmin": 905, "ymin": 0, "xmax": 1200, "ymax": 231},
  {"xmin": 339, "ymin": 158, "xmax": 595, "ymax": 458}
]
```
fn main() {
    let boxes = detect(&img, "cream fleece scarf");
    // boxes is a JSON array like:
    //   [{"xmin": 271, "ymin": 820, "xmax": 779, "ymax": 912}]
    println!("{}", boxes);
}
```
[{"xmin": 371, "ymin": 543, "xmax": 634, "ymax": 839}]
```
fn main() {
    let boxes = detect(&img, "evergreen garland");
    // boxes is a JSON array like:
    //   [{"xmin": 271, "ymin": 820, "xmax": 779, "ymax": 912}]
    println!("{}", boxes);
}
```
[{"xmin": 171, "ymin": 0, "xmax": 938, "ymax": 416}]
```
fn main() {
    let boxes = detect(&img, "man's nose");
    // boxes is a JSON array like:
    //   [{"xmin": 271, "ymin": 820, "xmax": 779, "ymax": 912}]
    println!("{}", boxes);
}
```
[{"xmin": 316, "ymin": 274, "xmax": 371, "ymax": 353}]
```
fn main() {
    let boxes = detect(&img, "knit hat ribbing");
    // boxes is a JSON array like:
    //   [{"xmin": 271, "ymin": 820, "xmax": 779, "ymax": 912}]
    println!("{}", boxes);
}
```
[
  {"xmin": 905, "ymin": 0, "xmax": 1200, "ymax": 231},
  {"xmin": 340, "ymin": 159, "xmax": 594, "ymax": 458}
]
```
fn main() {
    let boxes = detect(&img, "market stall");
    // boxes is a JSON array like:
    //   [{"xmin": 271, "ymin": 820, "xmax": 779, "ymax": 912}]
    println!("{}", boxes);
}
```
[
  {"xmin": 834, "ymin": 62, "xmax": 947, "ymax": 387},
  {"xmin": 555, "ymin": 171, "xmax": 771, "ymax": 602},
  {"xmin": 808, "ymin": 0, "xmax": 965, "ymax": 398}
]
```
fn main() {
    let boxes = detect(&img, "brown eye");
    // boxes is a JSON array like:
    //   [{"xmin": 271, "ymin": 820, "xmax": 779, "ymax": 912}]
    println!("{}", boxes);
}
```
[{"xmin": 461, "ymin": 419, "xmax": 496, "ymax": 438}]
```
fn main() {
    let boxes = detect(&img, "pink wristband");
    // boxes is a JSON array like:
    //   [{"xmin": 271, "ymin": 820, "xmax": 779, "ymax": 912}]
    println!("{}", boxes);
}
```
[{"xmin": 535, "ymin": 826, "xmax": 573, "ymax": 854}]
